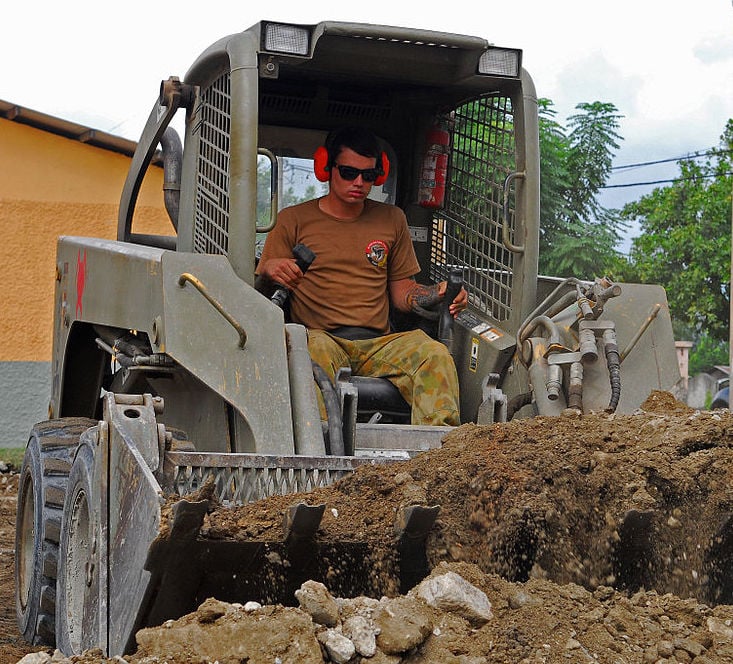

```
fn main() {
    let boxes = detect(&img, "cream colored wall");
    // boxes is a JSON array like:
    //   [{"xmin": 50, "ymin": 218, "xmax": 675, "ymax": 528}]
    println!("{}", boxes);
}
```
[{"xmin": 0, "ymin": 119, "xmax": 171, "ymax": 361}]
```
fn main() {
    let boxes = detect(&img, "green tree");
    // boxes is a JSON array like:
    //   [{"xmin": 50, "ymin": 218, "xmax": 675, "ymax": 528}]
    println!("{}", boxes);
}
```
[
  {"xmin": 688, "ymin": 332, "xmax": 729, "ymax": 375},
  {"xmin": 538, "ymin": 100, "xmax": 626, "ymax": 277},
  {"xmin": 619, "ymin": 120, "xmax": 733, "ymax": 342}
]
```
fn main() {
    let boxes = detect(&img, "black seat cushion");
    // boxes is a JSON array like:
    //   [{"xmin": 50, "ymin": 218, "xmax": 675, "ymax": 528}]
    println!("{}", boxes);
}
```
[{"xmin": 350, "ymin": 375, "xmax": 410, "ymax": 423}]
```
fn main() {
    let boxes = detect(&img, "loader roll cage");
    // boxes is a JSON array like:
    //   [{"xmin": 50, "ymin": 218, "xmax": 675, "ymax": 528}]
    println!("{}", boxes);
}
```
[
  {"xmin": 107, "ymin": 19, "xmax": 542, "ymax": 432},
  {"xmin": 119, "ymin": 19, "xmax": 540, "ymax": 341}
]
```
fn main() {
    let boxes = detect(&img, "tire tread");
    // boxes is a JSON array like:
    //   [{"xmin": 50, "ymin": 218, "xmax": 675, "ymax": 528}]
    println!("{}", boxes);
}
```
[{"xmin": 15, "ymin": 417, "xmax": 97, "ymax": 647}]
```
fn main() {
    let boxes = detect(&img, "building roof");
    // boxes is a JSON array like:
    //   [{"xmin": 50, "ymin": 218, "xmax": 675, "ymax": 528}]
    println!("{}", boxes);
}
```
[{"xmin": 0, "ymin": 99, "xmax": 140, "ymax": 158}]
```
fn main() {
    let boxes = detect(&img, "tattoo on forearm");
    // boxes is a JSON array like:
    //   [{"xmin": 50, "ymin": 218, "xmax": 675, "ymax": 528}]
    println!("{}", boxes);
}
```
[{"xmin": 406, "ymin": 283, "xmax": 441, "ymax": 312}]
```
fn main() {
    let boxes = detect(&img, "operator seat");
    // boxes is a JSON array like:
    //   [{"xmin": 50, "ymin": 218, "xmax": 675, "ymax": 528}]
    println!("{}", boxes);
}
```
[{"xmin": 349, "ymin": 375, "xmax": 410, "ymax": 423}]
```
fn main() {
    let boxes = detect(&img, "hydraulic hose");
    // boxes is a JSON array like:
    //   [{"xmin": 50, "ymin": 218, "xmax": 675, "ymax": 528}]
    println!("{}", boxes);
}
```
[
  {"xmin": 518, "ymin": 315, "xmax": 563, "ymax": 348},
  {"xmin": 311, "ymin": 361, "xmax": 344, "ymax": 456},
  {"xmin": 604, "ymin": 329, "xmax": 622, "ymax": 412},
  {"xmin": 507, "ymin": 392, "xmax": 533, "ymax": 420},
  {"xmin": 160, "ymin": 127, "xmax": 183, "ymax": 229},
  {"xmin": 517, "ymin": 277, "xmax": 590, "ymax": 346}
]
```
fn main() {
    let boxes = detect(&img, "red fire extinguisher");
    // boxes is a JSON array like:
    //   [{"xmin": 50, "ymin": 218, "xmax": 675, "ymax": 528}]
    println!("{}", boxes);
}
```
[{"xmin": 418, "ymin": 119, "xmax": 451, "ymax": 208}]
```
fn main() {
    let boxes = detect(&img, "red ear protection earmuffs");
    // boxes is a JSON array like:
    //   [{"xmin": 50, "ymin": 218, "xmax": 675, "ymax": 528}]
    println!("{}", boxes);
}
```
[
  {"xmin": 375, "ymin": 153, "xmax": 390, "ymax": 186},
  {"xmin": 313, "ymin": 146, "xmax": 330, "ymax": 182},
  {"xmin": 313, "ymin": 146, "xmax": 390, "ymax": 186}
]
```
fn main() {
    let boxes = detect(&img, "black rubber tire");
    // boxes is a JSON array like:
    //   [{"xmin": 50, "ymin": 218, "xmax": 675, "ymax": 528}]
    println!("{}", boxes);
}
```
[
  {"xmin": 15, "ymin": 418, "xmax": 97, "ymax": 646},
  {"xmin": 55, "ymin": 441, "xmax": 98, "ymax": 657}
]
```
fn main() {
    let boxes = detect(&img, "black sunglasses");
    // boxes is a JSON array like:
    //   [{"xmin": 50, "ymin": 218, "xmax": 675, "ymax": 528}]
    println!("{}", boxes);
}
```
[{"xmin": 332, "ymin": 163, "xmax": 380, "ymax": 183}]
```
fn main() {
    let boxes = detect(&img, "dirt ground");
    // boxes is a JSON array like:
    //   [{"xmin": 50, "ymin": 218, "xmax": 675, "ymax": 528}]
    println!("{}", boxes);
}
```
[{"xmin": 6, "ymin": 391, "xmax": 733, "ymax": 663}]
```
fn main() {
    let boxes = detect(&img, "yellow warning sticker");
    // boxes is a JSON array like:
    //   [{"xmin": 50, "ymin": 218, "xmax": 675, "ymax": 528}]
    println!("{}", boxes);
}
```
[{"xmin": 469, "ymin": 338, "xmax": 479, "ymax": 372}]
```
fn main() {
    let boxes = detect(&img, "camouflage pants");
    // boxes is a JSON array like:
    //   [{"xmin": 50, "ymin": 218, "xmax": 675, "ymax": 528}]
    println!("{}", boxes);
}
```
[{"xmin": 308, "ymin": 329, "xmax": 461, "ymax": 426}]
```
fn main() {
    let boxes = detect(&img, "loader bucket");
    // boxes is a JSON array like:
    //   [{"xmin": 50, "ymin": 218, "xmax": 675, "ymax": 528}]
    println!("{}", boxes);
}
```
[
  {"xmin": 55, "ymin": 393, "xmax": 439, "ymax": 657},
  {"xmin": 138, "ymin": 498, "xmax": 376, "ymax": 626},
  {"xmin": 132, "ymin": 453, "xmax": 439, "ymax": 653}
]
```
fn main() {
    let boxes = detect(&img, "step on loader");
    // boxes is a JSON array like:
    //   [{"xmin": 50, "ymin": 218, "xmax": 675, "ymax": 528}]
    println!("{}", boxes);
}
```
[{"xmin": 15, "ymin": 19, "xmax": 680, "ymax": 657}]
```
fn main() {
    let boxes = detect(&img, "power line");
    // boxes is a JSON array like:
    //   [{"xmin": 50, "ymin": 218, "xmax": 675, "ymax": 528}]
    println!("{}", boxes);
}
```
[
  {"xmin": 611, "ymin": 150, "xmax": 714, "ymax": 171},
  {"xmin": 602, "ymin": 171, "xmax": 733, "ymax": 189},
  {"xmin": 611, "ymin": 147, "xmax": 733, "ymax": 172}
]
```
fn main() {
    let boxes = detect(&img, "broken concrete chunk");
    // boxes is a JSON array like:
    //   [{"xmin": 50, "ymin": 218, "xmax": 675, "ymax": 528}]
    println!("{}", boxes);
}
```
[
  {"xmin": 342, "ymin": 614, "xmax": 377, "ymax": 657},
  {"xmin": 317, "ymin": 628, "xmax": 356, "ymax": 664},
  {"xmin": 295, "ymin": 580, "xmax": 340, "ymax": 627},
  {"xmin": 414, "ymin": 571, "xmax": 493, "ymax": 625},
  {"xmin": 708, "ymin": 616, "xmax": 733, "ymax": 641},
  {"xmin": 16, "ymin": 654, "xmax": 53, "ymax": 664},
  {"xmin": 375, "ymin": 596, "xmax": 433, "ymax": 654}
]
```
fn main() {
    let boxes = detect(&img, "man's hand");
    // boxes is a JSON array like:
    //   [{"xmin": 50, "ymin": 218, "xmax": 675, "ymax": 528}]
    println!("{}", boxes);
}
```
[
  {"xmin": 438, "ymin": 280, "xmax": 468, "ymax": 317},
  {"xmin": 259, "ymin": 257, "xmax": 304, "ymax": 290},
  {"xmin": 390, "ymin": 278, "xmax": 468, "ymax": 317}
]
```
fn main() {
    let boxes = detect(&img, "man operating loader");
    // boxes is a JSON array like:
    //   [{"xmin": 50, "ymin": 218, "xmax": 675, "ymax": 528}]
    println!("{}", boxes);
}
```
[{"xmin": 256, "ymin": 126, "xmax": 467, "ymax": 426}]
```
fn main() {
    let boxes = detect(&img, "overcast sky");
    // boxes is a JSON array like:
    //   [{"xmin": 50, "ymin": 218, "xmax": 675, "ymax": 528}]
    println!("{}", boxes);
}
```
[{"xmin": 4, "ymin": 1, "xmax": 733, "ymax": 245}]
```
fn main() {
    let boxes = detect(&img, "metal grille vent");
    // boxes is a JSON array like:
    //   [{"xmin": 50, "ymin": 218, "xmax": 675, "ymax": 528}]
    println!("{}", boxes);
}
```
[
  {"xmin": 430, "ymin": 95, "xmax": 517, "ymax": 321},
  {"xmin": 325, "ymin": 100, "xmax": 391, "ymax": 123},
  {"xmin": 260, "ymin": 93, "xmax": 313, "ymax": 116},
  {"xmin": 194, "ymin": 73, "xmax": 232, "ymax": 255}
]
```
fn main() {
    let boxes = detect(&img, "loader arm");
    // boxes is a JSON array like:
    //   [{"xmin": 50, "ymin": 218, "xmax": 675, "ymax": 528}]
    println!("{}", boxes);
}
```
[{"xmin": 52, "ymin": 236, "xmax": 300, "ymax": 454}]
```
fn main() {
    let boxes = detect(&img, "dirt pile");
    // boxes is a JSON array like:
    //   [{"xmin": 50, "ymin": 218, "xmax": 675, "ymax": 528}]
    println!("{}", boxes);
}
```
[
  {"xmin": 8, "ymin": 391, "xmax": 733, "ymax": 663},
  {"xmin": 119, "ymin": 565, "xmax": 733, "ymax": 664},
  {"xmin": 200, "ymin": 390, "xmax": 733, "ymax": 608}
]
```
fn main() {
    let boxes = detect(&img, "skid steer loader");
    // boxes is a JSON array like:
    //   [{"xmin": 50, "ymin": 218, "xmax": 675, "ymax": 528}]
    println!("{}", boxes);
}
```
[{"xmin": 15, "ymin": 19, "xmax": 680, "ymax": 657}]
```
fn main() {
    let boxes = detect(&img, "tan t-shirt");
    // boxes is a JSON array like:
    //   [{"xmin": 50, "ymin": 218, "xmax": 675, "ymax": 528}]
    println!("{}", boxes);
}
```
[{"xmin": 257, "ymin": 198, "xmax": 420, "ymax": 333}]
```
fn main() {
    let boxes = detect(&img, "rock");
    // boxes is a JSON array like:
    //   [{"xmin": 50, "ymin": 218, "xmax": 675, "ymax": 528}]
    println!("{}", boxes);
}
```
[
  {"xmin": 414, "ymin": 571, "xmax": 492, "ymax": 625},
  {"xmin": 342, "ymin": 615, "xmax": 377, "ymax": 657},
  {"xmin": 295, "ymin": 580, "xmax": 340, "ymax": 627},
  {"xmin": 673, "ymin": 637, "xmax": 705, "ymax": 657},
  {"xmin": 657, "ymin": 640, "xmax": 675, "ymax": 657},
  {"xmin": 593, "ymin": 586, "xmax": 615, "ymax": 601},
  {"xmin": 317, "ymin": 628, "xmax": 356, "ymax": 664},
  {"xmin": 135, "ymin": 606, "xmax": 323, "ymax": 663},
  {"xmin": 394, "ymin": 472, "xmax": 413, "ymax": 485},
  {"xmin": 196, "ymin": 597, "xmax": 229, "ymax": 623},
  {"xmin": 337, "ymin": 594, "xmax": 380, "ymax": 620},
  {"xmin": 708, "ymin": 616, "xmax": 733, "ymax": 641},
  {"xmin": 16, "ymin": 654, "xmax": 52, "ymax": 664},
  {"xmin": 375, "ymin": 596, "xmax": 433, "ymax": 654},
  {"xmin": 243, "ymin": 601, "xmax": 262, "ymax": 612},
  {"xmin": 508, "ymin": 589, "xmax": 542, "ymax": 609}
]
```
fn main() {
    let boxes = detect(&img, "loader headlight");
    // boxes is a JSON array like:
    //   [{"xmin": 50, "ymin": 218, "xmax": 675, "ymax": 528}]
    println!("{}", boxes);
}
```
[
  {"xmin": 263, "ymin": 23, "xmax": 310, "ymax": 56},
  {"xmin": 478, "ymin": 47, "xmax": 522, "ymax": 77}
]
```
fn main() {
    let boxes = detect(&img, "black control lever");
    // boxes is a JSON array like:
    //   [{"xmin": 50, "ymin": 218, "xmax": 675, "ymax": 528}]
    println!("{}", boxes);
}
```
[
  {"xmin": 271, "ymin": 243, "xmax": 317, "ymax": 309},
  {"xmin": 438, "ymin": 268, "xmax": 464, "ymax": 353}
]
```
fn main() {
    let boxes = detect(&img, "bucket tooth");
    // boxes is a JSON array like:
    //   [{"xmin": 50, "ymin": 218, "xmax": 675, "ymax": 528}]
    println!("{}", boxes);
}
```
[
  {"xmin": 283, "ymin": 502, "xmax": 326, "ymax": 542},
  {"xmin": 137, "ymin": 499, "xmax": 210, "ymax": 632},
  {"xmin": 168, "ymin": 499, "xmax": 210, "ymax": 539},
  {"xmin": 394, "ymin": 504, "xmax": 440, "ymax": 593}
]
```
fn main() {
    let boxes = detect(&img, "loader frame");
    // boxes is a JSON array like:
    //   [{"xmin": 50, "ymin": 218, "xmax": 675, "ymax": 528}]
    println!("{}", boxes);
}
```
[{"xmin": 17, "ymin": 19, "xmax": 682, "ymax": 658}]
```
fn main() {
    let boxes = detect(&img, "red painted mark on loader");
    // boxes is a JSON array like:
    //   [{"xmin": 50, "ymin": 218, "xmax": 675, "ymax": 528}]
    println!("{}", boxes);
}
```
[{"xmin": 76, "ymin": 249, "xmax": 87, "ymax": 317}]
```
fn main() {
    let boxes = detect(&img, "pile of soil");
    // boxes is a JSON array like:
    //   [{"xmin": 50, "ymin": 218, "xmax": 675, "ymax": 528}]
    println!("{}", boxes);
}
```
[{"xmin": 7, "ymin": 391, "xmax": 733, "ymax": 663}]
